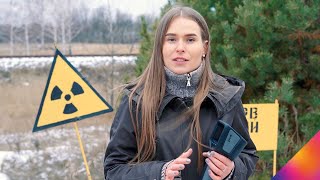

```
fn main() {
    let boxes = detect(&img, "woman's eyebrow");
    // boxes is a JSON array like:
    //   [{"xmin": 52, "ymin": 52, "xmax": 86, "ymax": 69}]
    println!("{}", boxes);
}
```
[
  {"xmin": 165, "ymin": 33, "xmax": 176, "ymax": 36},
  {"xmin": 165, "ymin": 33, "xmax": 198, "ymax": 36},
  {"xmin": 185, "ymin": 33, "xmax": 198, "ymax": 36}
]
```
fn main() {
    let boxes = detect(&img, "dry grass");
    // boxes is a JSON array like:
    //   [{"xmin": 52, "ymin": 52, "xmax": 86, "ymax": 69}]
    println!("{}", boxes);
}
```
[
  {"xmin": 0, "ymin": 63, "xmax": 136, "ymax": 134},
  {"xmin": 0, "ymin": 43, "xmax": 140, "ymax": 57},
  {"xmin": 0, "ymin": 76, "xmax": 44, "ymax": 133}
]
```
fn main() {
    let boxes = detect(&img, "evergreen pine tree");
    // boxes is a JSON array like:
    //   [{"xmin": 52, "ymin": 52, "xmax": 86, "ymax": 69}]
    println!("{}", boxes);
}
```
[{"xmin": 135, "ymin": 16, "xmax": 152, "ymax": 76}]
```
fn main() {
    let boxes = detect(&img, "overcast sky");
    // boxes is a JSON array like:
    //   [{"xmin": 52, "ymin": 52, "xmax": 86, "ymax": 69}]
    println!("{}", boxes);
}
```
[
  {"xmin": 84, "ymin": 0, "xmax": 168, "ymax": 18},
  {"xmin": 0, "ymin": 0, "xmax": 168, "ymax": 21}
]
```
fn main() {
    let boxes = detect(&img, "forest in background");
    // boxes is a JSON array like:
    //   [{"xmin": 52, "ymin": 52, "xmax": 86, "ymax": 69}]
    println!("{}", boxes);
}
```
[
  {"xmin": 137, "ymin": 0, "xmax": 320, "ymax": 179},
  {"xmin": 0, "ymin": 0, "xmax": 155, "ymax": 56}
]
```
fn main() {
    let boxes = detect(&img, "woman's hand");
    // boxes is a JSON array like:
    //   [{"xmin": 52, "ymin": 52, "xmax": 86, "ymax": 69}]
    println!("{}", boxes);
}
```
[
  {"xmin": 165, "ymin": 148, "xmax": 193, "ymax": 180},
  {"xmin": 202, "ymin": 151, "xmax": 235, "ymax": 180}
]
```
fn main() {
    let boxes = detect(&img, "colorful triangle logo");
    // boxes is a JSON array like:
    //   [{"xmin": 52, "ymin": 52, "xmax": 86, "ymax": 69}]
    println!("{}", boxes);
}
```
[{"xmin": 272, "ymin": 131, "xmax": 320, "ymax": 180}]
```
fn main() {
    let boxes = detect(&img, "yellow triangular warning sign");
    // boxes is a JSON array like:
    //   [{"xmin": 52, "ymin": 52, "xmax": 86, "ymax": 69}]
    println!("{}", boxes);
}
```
[{"xmin": 33, "ymin": 49, "xmax": 113, "ymax": 132}]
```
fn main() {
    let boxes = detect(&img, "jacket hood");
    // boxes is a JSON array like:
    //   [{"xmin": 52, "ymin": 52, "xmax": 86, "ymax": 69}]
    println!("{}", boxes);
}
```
[{"xmin": 208, "ymin": 73, "xmax": 245, "ymax": 118}]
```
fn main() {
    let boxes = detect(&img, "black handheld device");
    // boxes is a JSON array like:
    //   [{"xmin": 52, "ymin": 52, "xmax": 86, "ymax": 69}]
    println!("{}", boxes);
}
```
[{"xmin": 202, "ymin": 120, "xmax": 247, "ymax": 180}]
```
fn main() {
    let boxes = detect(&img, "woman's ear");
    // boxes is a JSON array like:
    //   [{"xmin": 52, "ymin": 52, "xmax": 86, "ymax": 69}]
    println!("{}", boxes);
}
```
[{"xmin": 203, "ymin": 40, "xmax": 209, "ymax": 55}]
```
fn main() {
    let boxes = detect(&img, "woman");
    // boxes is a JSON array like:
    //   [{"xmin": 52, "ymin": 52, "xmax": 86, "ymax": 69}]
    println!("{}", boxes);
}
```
[{"xmin": 104, "ymin": 6, "xmax": 258, "ymax": 180}]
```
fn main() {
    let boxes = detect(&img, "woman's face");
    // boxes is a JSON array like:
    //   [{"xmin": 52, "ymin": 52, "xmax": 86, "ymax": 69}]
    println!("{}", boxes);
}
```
[{"xmin": 162, "ymin": 17, "xmax": 207, "ymax": 75}]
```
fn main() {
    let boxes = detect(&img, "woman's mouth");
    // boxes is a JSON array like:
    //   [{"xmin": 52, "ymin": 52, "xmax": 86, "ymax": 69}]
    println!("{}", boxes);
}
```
[{"xmin": 173, "ymin": 57, "xmax": 188, "ymax": 61}]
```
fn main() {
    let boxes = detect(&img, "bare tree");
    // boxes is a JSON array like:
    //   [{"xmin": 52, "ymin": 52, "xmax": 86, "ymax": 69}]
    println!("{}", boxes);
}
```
[
  {"xmin": 41, "ymin": 0, "xmax": 86, "ymax": 53},
  {"xmin": 105, "ymin": 0, "xmax": 115, "ymax": 106},
  {"xmin": 32, "ymin": 0, "xmax": 46, "ymax": 48},
  {"xmin": 66, "ymin": 1, "xmax": 88, "ymax": 55},
  {"xmin": 0, "ymin": 0, "xmax": 141, "ymax": 56},
  {"xmin": 21, "ymin": 0, "xmax": 33, "ymax": 55},
  {"xmin": 6, "ymin": 0, "xmax": 20, "ymax": 55}
]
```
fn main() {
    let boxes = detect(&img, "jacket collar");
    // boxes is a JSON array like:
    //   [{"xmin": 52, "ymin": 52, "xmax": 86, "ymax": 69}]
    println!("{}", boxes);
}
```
[{"xmin": 125, "ymin": 73, "xmax": 245, "ymax": 120}]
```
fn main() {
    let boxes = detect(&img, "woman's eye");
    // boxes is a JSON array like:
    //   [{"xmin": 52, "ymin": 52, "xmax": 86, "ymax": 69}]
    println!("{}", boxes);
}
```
[
  {"xmin": 167, "ymin": 38, "xmax": 176, "ymax": 42},
  {"xmin": 187, "ymin": 38, "xmax": 195, "ymax": 42}
]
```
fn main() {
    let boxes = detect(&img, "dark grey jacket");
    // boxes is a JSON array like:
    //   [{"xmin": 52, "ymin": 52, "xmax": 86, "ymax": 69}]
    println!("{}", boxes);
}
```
[{"xmin": 104, "ymin": 74, "xmax": 258, "ymax": 180}]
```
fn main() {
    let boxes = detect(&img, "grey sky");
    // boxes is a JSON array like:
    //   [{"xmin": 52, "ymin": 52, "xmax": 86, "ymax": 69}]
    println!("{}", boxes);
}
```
[
  {"xmin": 88, "ymin": 0, "xmax": 167, "ymax": 18},
  {"xmin": 0, "ymin": 0, "xmax": 168, "ymax": 20}
]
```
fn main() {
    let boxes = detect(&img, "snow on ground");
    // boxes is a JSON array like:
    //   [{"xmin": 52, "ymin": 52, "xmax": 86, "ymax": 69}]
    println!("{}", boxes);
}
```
[
  {"xmin": 0, "ymin": 56, "xmax": 137, "ymax": 71},
  {"xmin": 0, "ymin": 125, "xmax": 110, "ymax": 180},
  {"xmin": 0, "ymin": 173, "xmax": 10, "ymax": 180},
  {"xmin": 0, "ymin": 151, "xmax": 13, "ymax": 170}
]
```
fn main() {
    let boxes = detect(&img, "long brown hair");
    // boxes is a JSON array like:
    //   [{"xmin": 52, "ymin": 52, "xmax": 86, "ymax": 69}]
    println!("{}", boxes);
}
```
[{"xmin": 127, "ymin": 6, "xmax": 215, "ymax": 170}]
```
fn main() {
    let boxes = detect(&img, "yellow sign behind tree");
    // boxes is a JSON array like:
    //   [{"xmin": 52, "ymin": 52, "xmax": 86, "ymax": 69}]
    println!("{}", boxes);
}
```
[
  {"xmin": 244, "ymin": 101, "xmax": 279, "ymax": 151},
  {"xmin": 33, "ymin": 49, "xmax": 113, "ymax": 132}
]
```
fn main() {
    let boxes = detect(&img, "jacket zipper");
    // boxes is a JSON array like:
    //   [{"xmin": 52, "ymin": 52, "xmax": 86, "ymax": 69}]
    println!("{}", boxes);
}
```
[{"xmin": 186, "ymin": 73, "xmax": 191, "ymax": 87}]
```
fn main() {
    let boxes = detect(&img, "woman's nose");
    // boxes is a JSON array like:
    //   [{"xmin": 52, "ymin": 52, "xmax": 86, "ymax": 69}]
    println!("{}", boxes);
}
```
[{"xmin": 176, "ymin": 40, "xmax": 185, "ymax": 53}]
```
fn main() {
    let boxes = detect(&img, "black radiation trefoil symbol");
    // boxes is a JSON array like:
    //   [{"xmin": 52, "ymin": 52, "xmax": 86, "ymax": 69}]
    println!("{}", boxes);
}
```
[{"xmin": 50, "ymin": 82, "xmax": 84, "ymax": 114}]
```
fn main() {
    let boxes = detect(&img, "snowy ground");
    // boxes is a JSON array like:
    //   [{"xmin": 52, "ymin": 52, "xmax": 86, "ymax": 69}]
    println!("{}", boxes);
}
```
[
  {"xmin": 0, "ymin": 151, "xmax": 12, "ymax": 179},
  {"xmin": 0, "ymin": 125, "xmax": 111, "ymax": 180},
  {"xmin": 0, "ymin": 173, "xmax": 10, "ymax": 180},
  {"xmin": 0, "ymin": 151, "xmax": 12, "ymax": 166},
  {"xmin": 0, "ymin": 55, "xmax": 136, "ymax": 71}
]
